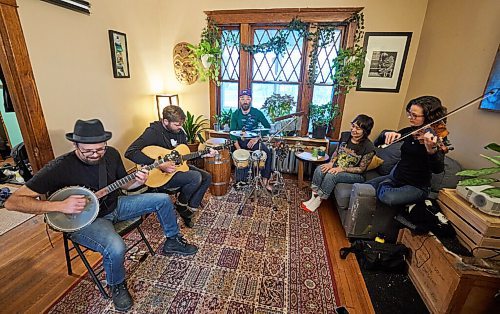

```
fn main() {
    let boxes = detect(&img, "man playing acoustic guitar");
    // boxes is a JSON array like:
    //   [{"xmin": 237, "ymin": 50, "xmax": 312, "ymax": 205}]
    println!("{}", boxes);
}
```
[
  {"xmin": 125, "ymin": 106, "xmax": 215, "ymax": 228},
  {"xmin": 5, "ymin": 119, "xmax": 198, "ymax": 311}
]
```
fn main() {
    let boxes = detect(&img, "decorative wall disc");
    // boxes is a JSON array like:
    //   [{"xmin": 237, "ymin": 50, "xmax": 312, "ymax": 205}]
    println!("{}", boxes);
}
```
[{"xmin": 173, "ymin": 42, "xmax": 198, "ymax": 85}]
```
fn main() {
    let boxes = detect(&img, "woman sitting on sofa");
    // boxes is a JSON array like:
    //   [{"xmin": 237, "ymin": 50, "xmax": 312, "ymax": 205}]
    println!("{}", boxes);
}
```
[
  {"xmin": 302, "ymin": 114, "xmax": 375, "ymax": 212},
  {"xmin": 367, "ymin": 96, "xmax": 446, "ymax": 207}
]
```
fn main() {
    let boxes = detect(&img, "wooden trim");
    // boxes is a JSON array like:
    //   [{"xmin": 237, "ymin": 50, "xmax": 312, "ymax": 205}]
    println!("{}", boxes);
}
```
[
  {"xmin": 0, "ymin": 0, "xmax": 54, "ymax": 171},
  {"xmin": 206, "ymin": 7, "xmax": 363, "ymax": 24},
  {"xmin": 298, "ymin": 23, "xmax": 316, "ymax": 137},
  {"xmin": 0, "ymin": 0, "xmax": 16, "ymax": 7},
  {"xmin": 239, "ymin": 23, "xmax": 251, "ymax": 93},
  {"xmin": 328, "ymin": 21, "xmax": 356, "ymax": 139}
]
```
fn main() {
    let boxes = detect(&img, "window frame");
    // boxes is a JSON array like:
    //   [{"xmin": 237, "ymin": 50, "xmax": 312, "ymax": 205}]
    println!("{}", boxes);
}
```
[{"xmin": 207, "ymin": 7, "xmax": 363, "ymax": 139}]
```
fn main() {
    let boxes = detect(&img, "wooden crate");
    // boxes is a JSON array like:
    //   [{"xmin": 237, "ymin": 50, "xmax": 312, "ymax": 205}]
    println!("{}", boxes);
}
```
[
  {"xmin": 438, "ymin": 189, "xmax": 500, "ymax": 260},
  {"xmin": 398, "ymin": 229, "xmax": 500, "ymax": 314}
]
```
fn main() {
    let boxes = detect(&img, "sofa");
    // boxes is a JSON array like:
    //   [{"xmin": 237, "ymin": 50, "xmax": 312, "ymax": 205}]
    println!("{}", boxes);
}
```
[{"xmin": 329, "ymin": 131, "xmax": 462, "ymax": 242}]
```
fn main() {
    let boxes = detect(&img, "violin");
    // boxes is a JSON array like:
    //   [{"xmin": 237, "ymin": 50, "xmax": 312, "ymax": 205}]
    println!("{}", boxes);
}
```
[{"xmin": 412, "ymin": 121, "xmax": 453, "ymax": 154}]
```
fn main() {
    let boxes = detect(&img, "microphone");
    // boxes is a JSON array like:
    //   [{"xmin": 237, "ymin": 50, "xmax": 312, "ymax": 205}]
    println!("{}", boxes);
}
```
[{"xmin": 274, "ymin": 111, "xmax": 304, "ymax": 122}]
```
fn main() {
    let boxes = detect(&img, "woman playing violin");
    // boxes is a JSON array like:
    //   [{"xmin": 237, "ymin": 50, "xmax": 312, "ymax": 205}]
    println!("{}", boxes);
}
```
[{"xmin": 367, "ymin": 96, "xmax": 446, "ymax": 206}]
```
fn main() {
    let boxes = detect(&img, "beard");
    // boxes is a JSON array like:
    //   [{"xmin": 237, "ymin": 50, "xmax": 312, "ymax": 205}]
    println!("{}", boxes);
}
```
[
  {"xmin": 241, "ymin": 103, "xmax": 251, "ymax": 111},
  {"xmin": 81, "ymin": 156, "xmax": 102, "ymax": 165}
]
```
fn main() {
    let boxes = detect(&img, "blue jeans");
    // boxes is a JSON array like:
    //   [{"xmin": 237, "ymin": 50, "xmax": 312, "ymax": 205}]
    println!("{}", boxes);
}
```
[
  {"xmin": 238, "ymin": 139, "xmax": 272, "ymax": 179},
  {"xmin": 366, "ymin": 174, "xmax": 429, "ymax": 207},
  {"xmin": 69, "ymin": 193, "xmax": 177, "ymax": 286},
  {"xmin": 311, "ymin": 166, "xmax": 365, "ymax": 199},
  {"xmin": 161, "ymin": 165, "xmax": 211, "ymax": 207}
]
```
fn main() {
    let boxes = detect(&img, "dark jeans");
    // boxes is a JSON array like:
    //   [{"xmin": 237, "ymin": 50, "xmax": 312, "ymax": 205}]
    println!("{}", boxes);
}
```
[
  {"xmin": 161, "ymin": 165, "xmax": 211, "ymax": 208},
  {"xmin": 366, "ymin": 172, "xmax": 429, "ymax": 207},
  {"xmin": 238, "ymin": 139, "xmax": 272, "ymax": 179}
]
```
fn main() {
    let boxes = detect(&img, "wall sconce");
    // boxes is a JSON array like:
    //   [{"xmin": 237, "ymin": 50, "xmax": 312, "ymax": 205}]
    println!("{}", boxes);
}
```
[{"xmin": 156, "ymin": 94, "xmax": 179, "ymax": 119}]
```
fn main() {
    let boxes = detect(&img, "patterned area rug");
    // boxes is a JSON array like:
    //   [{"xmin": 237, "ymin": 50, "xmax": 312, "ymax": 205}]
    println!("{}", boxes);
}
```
[{"xmin": 49, "ymin": 180, "xmax": 339, "ymax": 313}]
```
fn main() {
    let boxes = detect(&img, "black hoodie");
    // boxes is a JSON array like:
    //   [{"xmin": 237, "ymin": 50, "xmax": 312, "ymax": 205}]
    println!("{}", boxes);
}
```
[{"xmin": 125, "ymin": 121, "xmax": 187, "ymax": 165}]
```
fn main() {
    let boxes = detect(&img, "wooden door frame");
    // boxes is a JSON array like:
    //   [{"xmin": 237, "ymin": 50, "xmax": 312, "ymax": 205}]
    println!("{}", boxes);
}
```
[{"xmin": 0, "ymin": 0, "xmax": 54, "ymax": 172}]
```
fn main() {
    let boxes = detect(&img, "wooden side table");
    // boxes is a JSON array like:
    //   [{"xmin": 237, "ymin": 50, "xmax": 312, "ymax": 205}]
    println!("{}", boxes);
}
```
[{"xmin": 294, "ymin": 151, "xmax": 329, "ymax": 189}]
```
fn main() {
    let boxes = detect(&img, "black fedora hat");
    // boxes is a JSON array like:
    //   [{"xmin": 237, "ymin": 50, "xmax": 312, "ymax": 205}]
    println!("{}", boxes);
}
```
[{"xmin": 65, "ymin": 119, "xmax": 112, "ymax": 143}]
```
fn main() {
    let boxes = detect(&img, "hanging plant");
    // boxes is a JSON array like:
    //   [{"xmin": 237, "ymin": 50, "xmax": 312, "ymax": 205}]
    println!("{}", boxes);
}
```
[
  {"xmin": 188, "ymin": 18, "xmax": 222, "ymax": 86},
  {"xmin": 331, "ymin": 12, "xmax": 366, "ymax": 95}
]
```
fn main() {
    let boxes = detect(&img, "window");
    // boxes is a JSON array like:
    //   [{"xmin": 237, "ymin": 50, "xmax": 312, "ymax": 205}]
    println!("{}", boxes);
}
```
[
  {"xmin": 220, "ymin": 29, "xmax": 240, "ymax": 112},
  {"xmin": 208, "ymin": 8, "xmax": 361, "ymax": 138}
]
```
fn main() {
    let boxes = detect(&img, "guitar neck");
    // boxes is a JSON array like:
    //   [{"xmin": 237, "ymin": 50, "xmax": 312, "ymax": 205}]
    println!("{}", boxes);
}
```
[
  {"xmin": 181, "ymin": 142, "xmax": 232, "ymax": 162},
  {"xmin": 96, "ymin": 159, "xmax": 163, "ymax": 197},
  {"xmin": 182, "ymin": 148, "xmax": 211, "ymax": 162}
]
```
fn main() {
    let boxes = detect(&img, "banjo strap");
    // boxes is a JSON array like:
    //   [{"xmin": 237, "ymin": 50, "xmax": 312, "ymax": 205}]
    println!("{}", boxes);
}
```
[{"xmin": 98, "ymin": 157, "xmax": 107, "ymax": 190}]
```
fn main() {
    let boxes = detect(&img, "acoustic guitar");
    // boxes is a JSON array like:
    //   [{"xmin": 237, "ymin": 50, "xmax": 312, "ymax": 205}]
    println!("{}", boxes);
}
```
[{"xmin": 141, "ymin": 141, "xmax": 234, "ymax": 188}]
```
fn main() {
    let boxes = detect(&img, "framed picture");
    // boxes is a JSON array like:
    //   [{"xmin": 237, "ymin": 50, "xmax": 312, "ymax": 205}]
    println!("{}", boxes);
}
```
[
  {"xmin": 356, "ymin": 32, "xmax": 412, "ymax": 93},
  {"xmin": 41, "ymin": 0, "xmax": 91, "ymax": 15},
  {"xmin": 108, "ymin": 30, "xmax": 130, "ymax": 78},
  {"xmin": 479, "ymin": 45, "xmax": 500, "ymax": 112}
]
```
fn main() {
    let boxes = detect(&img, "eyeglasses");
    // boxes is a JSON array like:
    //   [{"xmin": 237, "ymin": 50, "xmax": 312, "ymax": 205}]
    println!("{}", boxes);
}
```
[
  {"xmin": 406, "ymin": 111, "xmax": 425, "ymax": 119},
  {"xmin": 77, "ymin": 144, "xmax": 107, "ymax": 156}
]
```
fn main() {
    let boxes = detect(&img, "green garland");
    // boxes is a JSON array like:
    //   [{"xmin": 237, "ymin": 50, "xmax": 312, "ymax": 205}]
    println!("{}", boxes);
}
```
[{"xmin": 192, "ymin": 12, "xmax": 365, "ymax": 89}]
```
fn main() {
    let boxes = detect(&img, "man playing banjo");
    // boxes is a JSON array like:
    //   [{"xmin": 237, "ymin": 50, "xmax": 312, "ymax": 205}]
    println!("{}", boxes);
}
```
[{"xmin": 5, "ymin": 119, "xmax": 198, "ymax": 311}]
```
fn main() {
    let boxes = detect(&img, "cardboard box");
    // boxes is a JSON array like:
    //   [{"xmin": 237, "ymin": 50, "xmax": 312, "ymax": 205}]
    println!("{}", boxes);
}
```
[
  {"xmin": 438, "ymin": 189, "xmax": 500, "ymax": 260},
  {"xmin": 398, "ymin": 229, "xmax": 500, "ymax": 314}
]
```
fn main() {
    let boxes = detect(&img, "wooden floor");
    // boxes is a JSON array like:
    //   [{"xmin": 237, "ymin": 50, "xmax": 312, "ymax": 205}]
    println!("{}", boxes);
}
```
[{"xmin": 0, "ymin": 198, "xmax": 373, "ymax": 313}]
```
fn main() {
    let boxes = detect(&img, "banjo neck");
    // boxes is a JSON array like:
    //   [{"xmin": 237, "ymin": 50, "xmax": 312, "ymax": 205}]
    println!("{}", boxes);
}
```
[{"xmin": 95, "ymin": 155, "xmax": 169, "ymax": 198}]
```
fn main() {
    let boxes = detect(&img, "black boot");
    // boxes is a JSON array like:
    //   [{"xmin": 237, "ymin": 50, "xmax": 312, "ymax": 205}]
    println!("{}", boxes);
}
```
[
  {"xmin": 163, "ymin": 235, "xmax": 198, "ymax": 256},
  {"xmin": 176, "ymin": 203, "xmax": 194, "ymax": 228},
  {"xmin": 110, "ymin": 281, "xmax": 133, "ymax": 311}
]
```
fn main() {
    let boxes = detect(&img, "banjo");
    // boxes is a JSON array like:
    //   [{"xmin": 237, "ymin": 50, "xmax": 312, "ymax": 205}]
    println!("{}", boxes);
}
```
[{"xmin": 44, "ymin": 153, "xmax": 174, "ymax": 232}]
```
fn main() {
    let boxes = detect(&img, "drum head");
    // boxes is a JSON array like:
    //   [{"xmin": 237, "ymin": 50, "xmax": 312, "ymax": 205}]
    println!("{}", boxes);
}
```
[
  {"xmin": 233, "ymin": 149, "xmax": 250, "ymax": 160},
  {"xmin": 45, "ymin": 186, "xmax": 99, "ymax": 232},
  {"xmin": 206, "ymin": 138, "xmax": 227, "ymax": 147},
  {"xmin": 251, "ymin": 150, "xmax": 267, "ymax": 160}
]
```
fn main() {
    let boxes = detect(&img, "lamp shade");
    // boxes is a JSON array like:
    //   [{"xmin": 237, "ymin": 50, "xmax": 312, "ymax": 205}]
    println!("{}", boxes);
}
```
[{"xmin": 156, "ymin": 94, "xmax": 179, "ymax": 119}]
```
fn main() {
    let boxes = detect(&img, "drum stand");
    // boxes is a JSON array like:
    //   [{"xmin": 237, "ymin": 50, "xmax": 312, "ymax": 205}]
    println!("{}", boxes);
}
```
[{"xmin": 237, "ymin": 133, "xmax": 283, "ymax": 214}]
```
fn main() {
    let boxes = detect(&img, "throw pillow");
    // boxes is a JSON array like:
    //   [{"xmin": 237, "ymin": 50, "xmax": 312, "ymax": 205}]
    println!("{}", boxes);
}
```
[
  {"xmin": 367, "ymin": 155, "xmax": 384, "ymax": 171},
  {"xmin": 375, "ymin": 142, "xmax": 402, "ymax": 175}
]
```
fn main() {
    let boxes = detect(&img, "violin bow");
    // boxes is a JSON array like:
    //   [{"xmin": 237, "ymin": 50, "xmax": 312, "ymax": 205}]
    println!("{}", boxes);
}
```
[{"xmin": 385, "ymin": 88, "xmax": 498, "ymax": 146}]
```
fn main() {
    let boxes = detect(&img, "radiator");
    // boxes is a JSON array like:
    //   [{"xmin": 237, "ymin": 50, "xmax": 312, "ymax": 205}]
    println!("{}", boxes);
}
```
[{"xmin": 270, "ymin": 147, "xmax": 314, "ymax": 177}]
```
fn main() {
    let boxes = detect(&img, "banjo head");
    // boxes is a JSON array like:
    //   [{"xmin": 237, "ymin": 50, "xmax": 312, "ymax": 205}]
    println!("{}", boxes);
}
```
[{"xmin": 45, "ymin": 186, "xmax": 99, "ymax": 232}]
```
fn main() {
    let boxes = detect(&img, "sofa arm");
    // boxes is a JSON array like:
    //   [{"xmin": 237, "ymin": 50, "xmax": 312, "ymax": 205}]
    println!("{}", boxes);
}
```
[{"xmin": 343, "ymin": 184, "xmax": 377, "ymax": 238}]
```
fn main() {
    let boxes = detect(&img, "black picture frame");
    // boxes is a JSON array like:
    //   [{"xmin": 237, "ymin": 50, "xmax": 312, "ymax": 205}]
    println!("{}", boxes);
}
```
[
  {"xmin": 479, "ymin": 45, "xmax": 500, "ymax": 112},
  {"xmin": 108, "ymin": 30, "xmax": 130, "ymax": 78},
  {"xmin": 356, "ymin": 32, "xmax": 412, "ymax": 93},
  {"xmin": 41, "ymin": 0, "xmax": 91, "ymax": 15}
]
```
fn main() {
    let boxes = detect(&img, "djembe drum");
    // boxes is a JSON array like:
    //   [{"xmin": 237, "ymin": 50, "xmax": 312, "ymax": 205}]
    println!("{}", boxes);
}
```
[{"xmin": 204, "ymin": 138, "xmax": 231, "ymax": 196}]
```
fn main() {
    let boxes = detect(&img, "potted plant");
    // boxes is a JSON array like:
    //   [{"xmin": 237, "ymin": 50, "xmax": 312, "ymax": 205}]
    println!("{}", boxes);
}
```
[
  {"xmin": 261, "ymin": 94, "xmax": 295, "ymax": 123},
  {"xmin": 214, "ymin": 109, "xmax": 233, "ymax": 132},
  {"xmin": 309, "ymin": 102, "xmax": 339, "ymax": 139},
  {"xmin": 182, "ymin": 111, "xmax": 209, "ymax": 151},
  {"xmin": 188, "ymin": 18, "xmax": 222, "ymax": 85},
  {"xmin": 456, "ymin": 143, "xmax": 500, "ymax": 198}
]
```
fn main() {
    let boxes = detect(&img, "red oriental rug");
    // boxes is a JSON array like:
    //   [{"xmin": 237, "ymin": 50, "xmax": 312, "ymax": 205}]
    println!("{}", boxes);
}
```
[{"xmin": 48, "ymin": 180, "xmax": 340, "ymax": 313}]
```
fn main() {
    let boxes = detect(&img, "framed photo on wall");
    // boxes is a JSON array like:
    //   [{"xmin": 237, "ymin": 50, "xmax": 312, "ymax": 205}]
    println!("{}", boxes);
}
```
[
  {"xmin": 356, "ymin": 32, "xmax": 412, "ymax": 93},
  {"xmin": 479, "ymin": 45, "xmax": 500, "ymax": 112},
  {"xmin": 108, "ymin": 30, "xmax": 130, "ymax": 78}
]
